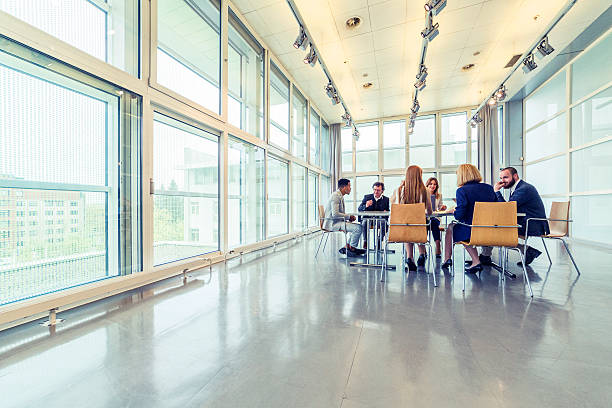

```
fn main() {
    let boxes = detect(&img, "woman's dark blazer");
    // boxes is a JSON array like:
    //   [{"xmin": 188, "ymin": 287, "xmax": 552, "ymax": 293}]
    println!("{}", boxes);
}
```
[{"xmin": 453, "ymin": 181, "xmax": 497, "ymax": 243}]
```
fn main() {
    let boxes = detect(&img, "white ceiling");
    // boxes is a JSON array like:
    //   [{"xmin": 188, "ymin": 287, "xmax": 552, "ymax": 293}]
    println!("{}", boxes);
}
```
[{"xmin": 231, "ymin": 0, "xmax": 611, "ymax": 124}]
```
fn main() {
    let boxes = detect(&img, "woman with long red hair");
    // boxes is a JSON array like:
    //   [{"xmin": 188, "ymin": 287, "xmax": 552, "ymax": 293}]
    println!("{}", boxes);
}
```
[{"xmin": 390, "ymin": 165, "xmax": 432, "ymax": 271}]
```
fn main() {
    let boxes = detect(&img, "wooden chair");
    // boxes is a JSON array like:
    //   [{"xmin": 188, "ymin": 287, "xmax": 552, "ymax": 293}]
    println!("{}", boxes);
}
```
[
  {"xmin": 381, "ymin": 203, "xmax": 436, "ymax": 287},
  {"xmin": 451, "ymin": 201, "xmax": 533, "ymax": 297},
  {"xmin": 315, "ymin": 204, "xmax": 348, "ymax": 258},
  {"xmin": 525, "ymin": 201, "xmax": 579, "ymax": 274}
]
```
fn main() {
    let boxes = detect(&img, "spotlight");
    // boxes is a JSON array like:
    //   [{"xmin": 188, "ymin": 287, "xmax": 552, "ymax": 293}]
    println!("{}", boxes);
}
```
[
  {"xmin": 411, "ymin": 100, "xmax": 420, "ymax": 114},
  {"xmin": 325, "ymin": 82, "xmax": 335, "ymax": 98},
  {"xmin": 421, "ymin": 22, "xmax": 439, "ymax": 41},
  {"xmin": 522, "ymin": 53, "xmax": 537, "ymax": 73},
  {"xmin": 352, "ymin": 128, "xmax": 360, "ymax": 140},
  {"xmin": 341, "ymin": 112, "xmax": 351, "ymax": 127},
  {"xmin": 470, "ymin": 119, "xmax": 477, "ymax": 128},
  {"xmin": 536, "ymin": 36, "xmax": 554, "ymax": 57},
  {"xmin": 488, "ymin": 96, "xmax": 497, "ymax": 106},
  {"xmin": 408, "ymin": 118, "xmax": 415, "ymax": 133},
  {"xmin": 293, "ymin": 27, "xmax": 308, "ymax": 50},
  {"xmin": 331, "ymin": 94, "xmax": 340, "ymax": 105},
  {"xmin": 495, "ymin": 85, "xmax": 506, "ymax": 102},
  {"xmin": 303, "ymin": 45, "xmax": 318, "ymax": 66},
  {"xmin": 424, "ymin": 0, "xmax": 446, "ymax": 16},
  {"xmin": 416, "ymin": 64, "xmax": 428, "ymax": 82},
  {"xmin": 414, "ymin": 78, "xmax": 426, "ymax": 91}
]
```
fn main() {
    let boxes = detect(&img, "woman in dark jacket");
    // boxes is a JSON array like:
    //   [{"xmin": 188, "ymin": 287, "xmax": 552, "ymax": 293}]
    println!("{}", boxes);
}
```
[{"xmin": 442, "ymin": 164, "xmax": 496, "ymax": 273}]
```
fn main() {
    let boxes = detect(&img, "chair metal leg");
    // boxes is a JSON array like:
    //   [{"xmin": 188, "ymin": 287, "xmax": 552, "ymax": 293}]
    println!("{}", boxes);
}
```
[
  {"xmin": 501, "ymin": 247, "xmax": 505, "ymax": 281},
  {"xmin": 315, "ymin": 233, "xmax": 325, "ymax": 258},
  {"xmin": 321, "ymin": 233, "xmax": 330, "ymax": 254},
  {"xmin": 514, "ymin": 248, "xmax": 533, "ymax": 297},
  {"xmin": 462, "ymin": 246, "xmax": 466, "ymax": 292},
  {"xmin": 380, "ymin": 241, "xmax": 388, "ymax": 282},
  {"xmin": 427, "ymin": 242, "xmax": 437, "ymax": 287},
  {"xmin": 559, "ymin": 238, "xmax": 581, "ymax": 275},
  {"xmin": 402, "ymin": 244, "xmax": 406, "ymax": 284},
  {"xmin": 541, "ymin": 237, "xmax": 552, "ymax": 264}
]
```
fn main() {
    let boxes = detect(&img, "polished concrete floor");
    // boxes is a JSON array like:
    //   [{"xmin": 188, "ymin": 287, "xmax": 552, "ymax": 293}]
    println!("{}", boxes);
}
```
[{"xmin": 0, "ymin": 234, "xmax": 610, "ymax": 407}]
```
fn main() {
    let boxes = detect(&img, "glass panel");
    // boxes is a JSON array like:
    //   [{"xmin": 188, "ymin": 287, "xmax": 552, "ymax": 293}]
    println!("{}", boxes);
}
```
[
  {"xmin": 440, "ymin": 173, "xmax": 458, "ymax": 208},
  {"xmin": 0, "ymin": 44, "xmax": 140, "ymax": 305},
  {"xmin": 228, "ymin": 11, "xmax": 264, "ymax": 138},
  {"xmin": 341, "ymin": 127, "xmax": 353, "ymax": 172},
  {"xmin": 355, "ymin": 122, "xmax": 379, "ymax": 172},
  {"xmin": 410, "ymin": 146, "xmax": 435, "ymax": 169},
  {"xmin": 310, "ymin": 109, "xmax": 320, "ymax": 166},
  {"xmin": 268, "ymin": 156, "xmax": 288, "ymax": 236},
  {"xmin": 228, "ymin": 137, "xmax": 264, "ymax": 248},
  {"xmin": 270, "ymin": 63, "xmax": 289, "ymax": 150},
  {"xmin": 571, "ymin": 32, "xmax": 612, "ymax": 103},
  {"xmin": 291, "ymin": 164, "xmax": 306, "ymax": 232},
  {"xmin": 157, "ymin": 0, "xmax": 221, "ymax": 113},
  {"xmin": 355, "ymin": 176, "xmax": 379, "ymax": 207},
  {"xmin": 571, "ymin": 194, "xmax": 612, "ymax": 245},
  {"xmin": 383, "ymin": 175, "xmax": 404, "ymax": 195},
  {"xmin": 525, "ymin": 71, "xmax": 566, "ymax": 129},
  {"xmin": 410, "ymin": 115, "xmax": 435, "ymax": 145},
  {"xmin": 383, "ymin": 120, "xmax": 405, "ymax": 170},
  {"xmin": 525, "ymin": 113, "xmax": 566, "ymax": 162},
  {"xmin": 441, "ymin": 112, "xmax": 467, "ymax": 166},
  {"xmin": 571, "ymin": 86, "xmax": 612, "ymax": 147},
  {"xmin": 497, "ymin": 105, "xmax": 503, "ymax": 166},
  {"xmin": 321, "ymin": 122, "xmax": 330, "ymax": 173},
  {"xmin": 153, "ymin": 114, "xmax": 219, "ymax": 265},
  {"xmin": 572, "ymin": 140, "xmax": 612, "ymax": 193},
  {"xmin": 308, "ymin": 171, "xmax": 318, "ymax": 227},
  {"xmin": 344, "ymin": 177, "xmax": 355, "ymax": 212},
  {"xmin": 321, "ymin": 176, "xmax": 331, "ymax": 205},
  {"xmin": 0, "ymin": 0, "xmax": 139, "ymax": 76},
  {"xmin": 525, "ymin": 155, "xmax": 567, "ymax": 196},
  {"xmin": 292, "ymin": 87, "xmax": 307, "ymax": 160}
]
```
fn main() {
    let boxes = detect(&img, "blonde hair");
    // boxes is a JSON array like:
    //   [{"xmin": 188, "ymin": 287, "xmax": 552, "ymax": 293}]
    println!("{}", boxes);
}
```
[
  {"xmin": 425, "ymin": 177, "xmax": 441, "ymax": 200},
  {"xmin": 399, "ymin": 165, "xmax": 428, "ymax": 205},
  {"xmin": 456, "ymin": 163, "xmax": 482, "ymax": 187}
]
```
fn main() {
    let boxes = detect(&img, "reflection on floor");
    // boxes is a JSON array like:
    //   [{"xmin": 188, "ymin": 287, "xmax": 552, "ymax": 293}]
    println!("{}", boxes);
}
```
[{"xmin": 0, "ymin": 234, "xmax": 610, "ymax": 408}]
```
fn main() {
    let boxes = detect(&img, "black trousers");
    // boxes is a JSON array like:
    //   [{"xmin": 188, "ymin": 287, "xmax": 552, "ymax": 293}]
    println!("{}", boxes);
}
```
[{"xmin": 429, "ymin": 217, "xmax": 441, "ymax": 241}]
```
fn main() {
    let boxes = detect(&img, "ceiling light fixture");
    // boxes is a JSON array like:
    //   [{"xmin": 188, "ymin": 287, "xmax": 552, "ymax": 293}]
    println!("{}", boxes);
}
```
[
  {"xmin": 345, "ymin": 16, "xmax": 362, "ymax": 29},
  {"xmin": 488, "ymin": 96, "xmax": 497, "ymax": 106},
  {"xmin": 411, "ymin": 100, "xmax": 420, "ymax": 114},
  {"xmin": 342, "ymin": 112, "xmax": 351, "ymax": 127},
  {"xmin": 536, "ymin": 36, "xmax": 555, "ymax": 57},
  {"xmin": 414, "ymin": 78, "xmax": 426, "ymax": 91},
  {"xmin": 303, "ymin": 44, "xmax": 318, "ymax": 66},
  {"xmin": 325, "ymin": 82, "xmax": 335, "ymax": 98},
  {"xmin": 293, "ymin": 27, "xmax": 308, "ymax": 50},
  {"xmin": 421, "ymin": 20, "xmax": 439, "ymax": 42},
  {"xmin": 424, "ymin": 0, "xmax": 446, "ymax": 16},
  {"xmin": 352, "ymin": 127, "xmax": 360, "ymax": 140},
  {"xmin": 331, "ymin": 94, "xmax": 340, "ymax": 105},
  {"xmin": 522, "ymin": 53, "xmax": 537, "ymax": 73},
  {"xmin": 494, "ymin": 85, "xmax": 506, "ymax": 102},
  {"xmin": 416, "ymin": 64, "xmax": 428, "ymax": 82}
]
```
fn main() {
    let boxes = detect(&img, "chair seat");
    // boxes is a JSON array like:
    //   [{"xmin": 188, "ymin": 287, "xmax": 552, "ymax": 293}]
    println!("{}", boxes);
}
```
[{"xmin": 542, "ymin": 233, "xmax": 566, "ymax": 238}]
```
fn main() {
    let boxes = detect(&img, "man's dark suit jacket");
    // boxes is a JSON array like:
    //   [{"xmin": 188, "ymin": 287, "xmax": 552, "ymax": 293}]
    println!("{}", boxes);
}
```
[
  {"xmin": 495, "ymin": 179, "xmax": 550, "ymax": 237},
  {"xmin": 358, "ymin": 194, "xmax": 390, "ymax": 212}
]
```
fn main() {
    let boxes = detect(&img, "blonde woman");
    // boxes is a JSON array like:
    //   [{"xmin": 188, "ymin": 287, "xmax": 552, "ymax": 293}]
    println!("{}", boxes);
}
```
[
  {"xmin": 425, "ymin": 177, "xmax": 446, "ymax": 257},
  {"xmin": 390, "ymin": 165, "xmax": 432, "ymax": 271},
  {"xmin": 441, "ymin": 164, "xmax": 496, "ymax": 274}
]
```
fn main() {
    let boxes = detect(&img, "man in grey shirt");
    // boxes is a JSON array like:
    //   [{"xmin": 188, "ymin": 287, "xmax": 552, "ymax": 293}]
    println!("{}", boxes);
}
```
[{"xmin": 323, "ymin": 178, "xmax": 365, "ymax": 257}]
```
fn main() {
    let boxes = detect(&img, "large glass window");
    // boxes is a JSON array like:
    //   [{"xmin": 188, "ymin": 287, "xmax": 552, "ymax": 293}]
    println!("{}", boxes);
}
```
[
  {"xmin": 321, "ymin": 175, "xmax": 331, "ymax": 205},
  {"xmin": 440, "ymin": 173, "xmax": 458, "ymax": 208},
  {"xmin": 228, "ymin": 11, "xmax": 264, "ymax": 138},
  {"xmin": 0, "ymin": 43, "xmax": 140, "ymax": 305},
  {"xmin": 571, "ymin": 33, "xmax": 612, "ymax": 104},
  {"xmin": 355, "ymin": 122, "xmax": 379, "ymax": 172},
  {"xmin": 0, "ymin": 0, "xmax": 139, "ymax": 76},
  {"xmin": 310, "ymin": 109, "xmax": 320, "ymax": 166},
  {"xmin": 321, "ymin": 122, "xmax": 331, "ymax": 173},
  {"xmin": 153, "ymin": 113, "xmax": 219, "ymax": 265},
  {"xmin": 525, "ymin": 114, "xmax": 566, "ymax": 162},
  {"xmin": 269, "ymin": 63, "xmax": 289, "ymax": 150},
  {"xmin": 525, "ymin": 72, "xmax": 566, "ymax": 129},
  {"xmin": 157, "ymin": 0, "xmax": 221, "ymax": 114},
  {"xmin": 355, "ymin": 176, "xmax": 379, "ymax": 207},
  {"xmin": 571, "ymin": 86, "xmax": 612, "ymax": 147},
  {"xmin": 292, "ymin": 87, "xmax": 307, "ymax": 160},
  {"xmin": 409, "ymin": 115, "xmax": 435, "ymax": 169},
  {"xmin": 525, "ymin": 155, "xmax": 567, "ymax": 196},
  {"xmin": 308, "ymin": 171, "xmax": 318, "ymax": 227},
  {"xmin": 267, "ymin": 156, "xmax": 288, "ymax": 236},
  {"xmin": 441, "ymin": 112, "xmax": 467, "ymax": 166},
  {"xmin": 572, "ymin": 194, "xmax": 612, "ymax": 245},
  {"xmin": 292, "ymin": 164, "xmax": 307, "ymax": 231},
  {"xmin": 571, "ymin": 140, "xmax": 612, "ymax": 193},
  {"xmin": 341, "ymin": 127, "xmax": 353, "ymax": 172},
  {"xmin": 383, "ymin": 175, "xmax": 404, "ymax": 195},
  {"xmin": 383, "ymin": 120, "xmax": 405, "ymax": 169},
  {"xmin": 228, "ymin": 137, "xmax": 264, "ymax": 248}
]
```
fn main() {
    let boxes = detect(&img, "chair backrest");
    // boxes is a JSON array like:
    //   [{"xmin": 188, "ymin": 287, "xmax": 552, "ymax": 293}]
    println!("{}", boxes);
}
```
[
  {"xmin": 468, "ymin": 201, "xmax": 518, "ymax": 247},
  {"xmin": 318, "ymin": 205, "xmax": 325, "ymax": 230},
  {"xmin": 388, "ymin": 203, "xmax": 427, "ymax": 244},
  {"xmin": 549, "ymin": 201, "xmax": 570, "ymax": 236}
]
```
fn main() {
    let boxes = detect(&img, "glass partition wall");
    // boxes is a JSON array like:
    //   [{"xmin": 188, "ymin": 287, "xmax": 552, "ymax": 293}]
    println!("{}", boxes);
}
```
[
  {"xmin": 341, "ymin": 108, "xmax": 478, "ymax": 212},
  {"xmin": 0, "ymin": 1, "xmax": 332, "ymax": 308},
  {"xmin": 523, "ymin": 29, "xmax": 612, "ymax": 245}
]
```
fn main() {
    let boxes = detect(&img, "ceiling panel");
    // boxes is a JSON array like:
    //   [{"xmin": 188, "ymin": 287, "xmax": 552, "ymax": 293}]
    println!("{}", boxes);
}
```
[{"xmin": 368, "ymin": 0, "xmax": 407, "ymax": 31}]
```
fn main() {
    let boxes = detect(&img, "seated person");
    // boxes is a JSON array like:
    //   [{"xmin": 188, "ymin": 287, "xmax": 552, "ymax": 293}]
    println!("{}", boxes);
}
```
[
  {"xmin": 358, "ymin": 181, "xmax": 390, "ymax": 248},
  {"xmin": 479, "ymin": 167, "xmax": 550, "ymax": 266},
  {"xmin": 323, "ymin": 178, "xmax": 365, "ymax": 257},
  {"xmin": 390, "ymin": 165, "xmax": 432, "ymax": 271},
  {"xmin": 425, "ymin": 177, "xmax": 447, "ymax": 258},
  {"xmin": 442, "ymin": 164, "xmax": 497, "ymax": 273}
]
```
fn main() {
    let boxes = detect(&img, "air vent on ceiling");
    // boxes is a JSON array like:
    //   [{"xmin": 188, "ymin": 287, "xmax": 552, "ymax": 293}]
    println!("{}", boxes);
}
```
[
  {"xmin": 504, "ymin": 54, "xmax": 522, "ymax": 68},
  {"xmin": 346, "ymin": 16, "xmax": 361, "ymax": 29}
]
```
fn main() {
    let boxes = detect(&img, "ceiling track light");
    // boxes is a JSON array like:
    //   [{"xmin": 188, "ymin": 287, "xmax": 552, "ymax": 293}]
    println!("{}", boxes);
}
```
[
  {"xmin": 488, "ymin": 96, "xmax": 497, "ymax": 106},
  {"xmin": 421, "ymin": 21, "xmax": 439, "ymax": 41},
  {"xmin": 331, "ymin": 94, "xmax": 340, "ymax": 105},
  {"xmin": 470, "ymin": 119, "xmax": 478, "ymax": 128},
  {"xmin": 416, "ymin": 64, "xmax": 428, "ymax": 82},
  {"xmin": 424, "ymin": 0, "xmax": 447, "ymax": 16},
  {"xmin": 522, "ymin": 53, "xmax": 537, "ymax": 73},
  {"xmin": 293, "ymin": 27, "xmax": 308, "ymax": 50},
  {"xmin": 352, "ymin": 128, "xmax": 360, "ymax": 140},
  {"xmin": 325, "ymin": 82, "xmax": 335, "ymax": 98},
  {"xmin": 414, "ymin": 78, "xmax": 426, "ymax": 91},
  {"xmin": 303, "ymin": 44, "xmax": 318, "ymax": 66},
  {"xmin": 495, "ymin": 85, "xmax": 506, "ymax": 102},
  {"xmin": 536, "ymin": 36, "xmax": 555, "ymax": 57},
  {"xmin": 341, "ymin": 112, "xmax": 351, "ymax": 127},
  {"xmin": 411, "ymin": 100, "xmax": 420, "ymax": 114}
]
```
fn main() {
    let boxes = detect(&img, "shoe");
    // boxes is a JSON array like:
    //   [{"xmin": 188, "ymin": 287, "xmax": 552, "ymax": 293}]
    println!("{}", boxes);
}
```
[
  {"xmin": 354, "ymin": 248, "xmax": 366, "ymax": 255},
  {"xmin": 464, "ymin": 259, "xmax": 475, "ymax": 266},
  {"xmin": 436, "ymin": 253, "xmax": 441, "ymax": 259},
  {"xmin": 338, "ymin": 247, "xmax": 347, "ymax": 255},
  {"xmin": 405, "ymin": 258, "xmax": 417, "ymax": 272},
  {"xmin": 465, "ymin": 264, "xmax": 483, "ymax": 274},
  {"xmin": 518, "ymin": 246, "xmax": 541, "ymax": 266},
  {"xmin": 346, "ymin": 249, "xmax": 364, "ymax": 257},
  {"xmin": 479, "ymin": 255, "xmax": 493, "ymax": 266},
  {"xmin": 441, "ymin": 259, "xmax": 452, "ymax": 269},
  {"xmin": 417, "ymin": 254, "xmax": 426, "ymax": 267}
]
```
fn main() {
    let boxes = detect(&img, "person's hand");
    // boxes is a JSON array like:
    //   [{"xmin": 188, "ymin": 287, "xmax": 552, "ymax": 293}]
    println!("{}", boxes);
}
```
[
  {"xmin": 440, "ymin": 205, "xmax": 447, "ymax": 211},
  {"xmin": 349, "ymin": 215, "xmax": 356, "ymax": 222},
  {"xmin": 449, "ymin": 207, "xmax": 455, "ymax": 213},
  {"xmin": 494, "ymin": 181, "xmax": 504, "ymax": 192},
  {"xmin": 365, "ymin": 199, "xmax": 373, "ymax": 207}
]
